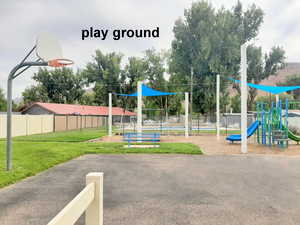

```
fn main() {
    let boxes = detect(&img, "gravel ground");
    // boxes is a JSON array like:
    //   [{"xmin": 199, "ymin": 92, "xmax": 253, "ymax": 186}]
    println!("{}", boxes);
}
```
[{"xmin": 1, "ymin": 154, "xmax": 300, "ymax": 225}]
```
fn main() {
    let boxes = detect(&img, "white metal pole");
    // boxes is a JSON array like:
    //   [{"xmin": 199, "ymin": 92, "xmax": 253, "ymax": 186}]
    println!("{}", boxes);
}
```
[
  {"xmin": 241, "ymin": 43, "xmax": 248, "ymax": 154},
  {"xmin": 137, "ymin": 81, "xmax": 143, "ymax": 135},
  {"xmin": 275, "ymin": 94, "xmax": 279, "ymax": 106},
  {"xmin": 216, "ymin": 74, "xmax": 220, "ymax": 140},
  {"xmin": 108, "ymin": 93, "xmax": 112, "ymax": 137},
  {"xmin": 185, "ymin": 92, "xmax": 189, "ymax": 138}
]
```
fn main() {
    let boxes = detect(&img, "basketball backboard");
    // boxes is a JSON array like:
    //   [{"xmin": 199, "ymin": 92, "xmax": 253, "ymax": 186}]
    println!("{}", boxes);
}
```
[{"xmin": 36, "ymin": 33, "xmax": 63, "ymax": 61}]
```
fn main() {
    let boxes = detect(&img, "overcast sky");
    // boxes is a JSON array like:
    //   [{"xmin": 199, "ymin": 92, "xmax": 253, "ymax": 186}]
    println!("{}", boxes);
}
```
[{"xmin": 1, "ymin": 0, "xmax": 300, "ymax": 99}]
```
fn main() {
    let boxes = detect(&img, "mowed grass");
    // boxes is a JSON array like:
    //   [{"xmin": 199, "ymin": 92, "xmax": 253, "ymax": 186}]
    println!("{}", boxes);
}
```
[
  {"xmin": 0, "ymin": 129, "xmax": 202, "ymax": 188},
  {"xmin": 11, "ymin": 128, "xmax": 107, "ymax": 142}
]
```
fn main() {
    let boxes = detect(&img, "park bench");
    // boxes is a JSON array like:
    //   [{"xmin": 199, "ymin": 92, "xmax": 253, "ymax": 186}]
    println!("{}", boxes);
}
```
[{"xmin": 123, "ymin": 132, "xmax": 160, "ymax": 147}]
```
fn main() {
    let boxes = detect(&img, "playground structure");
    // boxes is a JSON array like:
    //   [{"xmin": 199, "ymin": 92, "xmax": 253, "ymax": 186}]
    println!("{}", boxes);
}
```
[
  {"xmin": 226, "ymin": 98, "xmax": 300, "ymax": 148},
  {"xmin": 103, "ymin": 42, "xmax": 300, "ymax": 152},
  {"xmin": 227, "ymin": 43, "xmax": 300, "ymax": 153},
  {"xmin": 256, "ymin": 99, "xmax": 300, "ymax": 147}
]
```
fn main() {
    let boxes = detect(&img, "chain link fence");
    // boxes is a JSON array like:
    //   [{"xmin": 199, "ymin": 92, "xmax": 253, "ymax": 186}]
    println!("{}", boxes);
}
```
[{"xmin": 114, "ymin": 113, "xmax": 257, "ymax": 136}]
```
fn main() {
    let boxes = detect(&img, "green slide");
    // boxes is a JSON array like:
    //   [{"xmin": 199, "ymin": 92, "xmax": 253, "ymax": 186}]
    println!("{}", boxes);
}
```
[
  {"xmin": 273, "ymin": 118, "xmax": 300, "ymax": 144},
  {"xmin": 288, "ymin": 129, "xmax": 300, "ymax": 144}
]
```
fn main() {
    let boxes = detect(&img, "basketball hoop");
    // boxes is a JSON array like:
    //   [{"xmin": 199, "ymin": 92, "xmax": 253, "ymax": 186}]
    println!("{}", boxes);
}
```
[
  {"xmin": 48, "ymin": 58, "xmax": 74, "ymax": 67},
  {"xmin": 36, "ymin": 33, "xmax": 73, "ymax": 67},
  {"xmin": 6, "ymin": 32, "xmax": 74, "ymax": 171}
]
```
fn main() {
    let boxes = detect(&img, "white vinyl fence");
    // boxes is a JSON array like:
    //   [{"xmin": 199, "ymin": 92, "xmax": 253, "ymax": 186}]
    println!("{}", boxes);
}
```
[
  {"xmin": 47, "ymin": 173, "xmax": 103, "ymax": 225},
  {"xmin": 0, "ymin": 115, "xmax": 54, "ymax": 138}
]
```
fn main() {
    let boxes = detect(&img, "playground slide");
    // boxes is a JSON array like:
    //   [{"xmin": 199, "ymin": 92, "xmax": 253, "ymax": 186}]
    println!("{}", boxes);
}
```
[
  {"xmin": 280, "ymin": 123, "xmax": 300, "ymax": 144},
  {"xmin": 226, "ymin": 121, "xmax": 260, "ymax": 142},
  {"xmin": 287, "ymin": 129, "xmax": 300, "ymax": 143}
]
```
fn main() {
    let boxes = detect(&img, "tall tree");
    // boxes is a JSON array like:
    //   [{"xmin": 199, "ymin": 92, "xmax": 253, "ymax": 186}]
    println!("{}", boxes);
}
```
[
  {"xmin": 119, "ymin": 56, "xmax": 147, "ymax": 111},
  {"xmin": 170, "ymin": 1, "xmax": 264, "ymax": 114},
  {"xmin": 278, "ymin": 74, "xmax": 300, "ymax": 100},
  {"xmin": 247, "ymin": 45, "xmax": 285, "ymax": 109},
  {"xmin": 22, "ymin": 85, "xmax": 49, "ymax": 104},
  {"xmin": 23, "ymin": 68, "xmax": 84, "ymax": 104},
  {"xmin": 82, "ymin": 50, "xmax": 123, "ymax": 106},
  {"xmin": 0, "ymin": 88, "xmax": 6, "ymax": 111},
  {"xmin": 143, "ymin": 49, "xmax": 168, "ymax": 116}
]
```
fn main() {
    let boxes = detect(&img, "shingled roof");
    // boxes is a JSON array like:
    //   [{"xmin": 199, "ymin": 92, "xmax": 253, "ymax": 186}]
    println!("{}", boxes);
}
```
[{"xmin": 22, "ymin": 102, "xmax": 136, "ymax": 116}]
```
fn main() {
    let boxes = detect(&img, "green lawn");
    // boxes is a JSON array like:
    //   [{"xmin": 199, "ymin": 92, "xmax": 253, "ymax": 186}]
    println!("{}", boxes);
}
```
[
  {"xmin": 11, "ymin": 128, "xmax": 107, "ymax": 142},
  {"xmin": 0, "ymin": 129, "xmax": 202, "ymax": 188}
]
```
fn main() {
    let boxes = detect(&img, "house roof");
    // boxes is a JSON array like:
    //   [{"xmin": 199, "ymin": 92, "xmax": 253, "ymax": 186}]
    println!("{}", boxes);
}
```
[{"xmin": 22, "ymin": 102, "xmax": 136, "ymax": 116}]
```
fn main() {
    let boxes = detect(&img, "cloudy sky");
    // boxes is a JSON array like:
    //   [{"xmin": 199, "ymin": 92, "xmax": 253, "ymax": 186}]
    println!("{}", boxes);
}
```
[{"xmin": 1, "ymin": 0, "xmax": 300, "ymax": 99}]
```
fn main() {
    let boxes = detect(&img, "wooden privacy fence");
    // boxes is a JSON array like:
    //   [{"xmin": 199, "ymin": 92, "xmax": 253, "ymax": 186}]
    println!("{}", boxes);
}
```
[
  {"xmin": 54, "ymin": 115, "xmax": 107, "ymax": 132},
  {"xmin": 47, "ymin": 173, "xmax": 103, "ymax": 225},
  {"xmin": 0, "ymin": 115, "xmax": 107, "ymax": 138}
]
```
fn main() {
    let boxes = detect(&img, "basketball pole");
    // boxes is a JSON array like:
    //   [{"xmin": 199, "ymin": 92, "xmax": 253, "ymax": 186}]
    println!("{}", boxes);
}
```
[
  {"xmin": 7, "ymin": 61, "xmax": 48, "ymax": 171},
  {"xmin": 241, "ymin": 43, "xmax": 248, "ymax": 154}
]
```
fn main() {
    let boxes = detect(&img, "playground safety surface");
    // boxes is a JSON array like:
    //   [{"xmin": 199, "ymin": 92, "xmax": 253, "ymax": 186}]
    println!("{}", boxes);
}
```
[
  {"xmin": 1, "ymin": 154, "xmax": 300, "ymax": 225},
  {"xmin": 99, "ymin": 135, "xmax": 300, "ymax": 156}
]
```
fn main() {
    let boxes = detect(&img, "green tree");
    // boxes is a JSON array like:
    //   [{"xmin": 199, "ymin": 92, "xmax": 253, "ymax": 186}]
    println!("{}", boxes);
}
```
[
  {"xmin": 78, "ymin": 91, "xmax": 96, "ymax": 105},
  {"xmin": 255, "ymin": 94, "xmax": 293, "ymax": 110},
  {"xmin": 278, "ymin": 74, "xmax": 300, "ymax": 100},
  {"xmin": 0, "ymin": 88, "xmax": 19, "ymax": 112},
  {"xmin": 82, "ymin": 50, "xmax": 123, "ymax": 106},
  {"xmin": 143, "ymin": 49, "xmax": 169, "ymax": 116},
  {"xmin": 246, "ymin": 45, "xmax": 285, "ymax": 110},
  {"xmin": 0, "ymin": 88, "xmax": 6, "ymax": 111},
  {"xmin": 22, "ymin": 85, "xmax": 49, "ymax": 104},
  {"xmin": 23, "ymin": 68, "xmax": 84, "ymax": 104},
  {"xmin": 119, "ymin": 56, "xmax": 147, "ymax": 111},
  {"xmin": 231, "ymin": 95, "xmax": 241, "ymax": 113},
  {"xmin": 170, "ymin": 1, "xmax": 264, "ymax": 114}
]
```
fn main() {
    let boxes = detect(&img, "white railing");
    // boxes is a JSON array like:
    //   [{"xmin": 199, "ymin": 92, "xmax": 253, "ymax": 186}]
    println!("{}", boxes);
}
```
[{"xmin": 47, "ymin": 172, "xmax": 103, "ymax": 225}]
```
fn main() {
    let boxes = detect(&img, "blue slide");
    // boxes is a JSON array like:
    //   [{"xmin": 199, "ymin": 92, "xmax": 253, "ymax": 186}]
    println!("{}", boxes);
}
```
[{"xmin": 226, "ymin": 121, "xmax": 260, "ymax": 143}]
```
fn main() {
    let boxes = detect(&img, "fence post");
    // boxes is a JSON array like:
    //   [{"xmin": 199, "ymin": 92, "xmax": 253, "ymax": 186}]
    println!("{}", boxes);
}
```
[
  {"xmin": 76, "ymin": 115, "xmax": 78, "ymax": 130},
  {"xmin": 86, "ymin": 172, "xmax": 103, "ymax": 225},
  {"xmin": 53, "ymin": 115, "xmax": 56, "ymax": 132},
  {"xmin": 66, "ymin": 115, "xmax": 69, "ymax": 130}
]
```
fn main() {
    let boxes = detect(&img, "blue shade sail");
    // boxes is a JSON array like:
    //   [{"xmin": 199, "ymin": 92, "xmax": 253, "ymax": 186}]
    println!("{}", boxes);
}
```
[
  {"xmin": 228, "ymin": 78, "xmax": 300, "ymax": 94},
  {"xmin": 117, "ymin": 84, "xmax": 177, "ymax": 97}
]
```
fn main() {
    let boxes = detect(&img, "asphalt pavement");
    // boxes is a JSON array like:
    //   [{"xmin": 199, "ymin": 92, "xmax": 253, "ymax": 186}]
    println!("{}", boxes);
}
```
[{"xmin": 1, "ymin": 154, "xmax": 300, "ymax": 225}]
